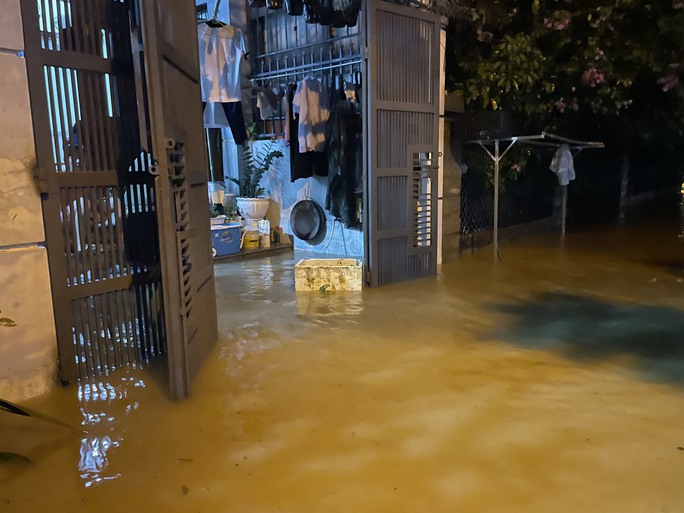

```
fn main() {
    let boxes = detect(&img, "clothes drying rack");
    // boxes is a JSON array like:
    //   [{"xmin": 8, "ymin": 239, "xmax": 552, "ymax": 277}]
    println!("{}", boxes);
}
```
[
  {"xmin": 248, "ymin": 8, "xmax": 363, "ymax": 138},
  {"xmin": 466, "ymin": 132, "xmax": 604, "ymax": 262}
]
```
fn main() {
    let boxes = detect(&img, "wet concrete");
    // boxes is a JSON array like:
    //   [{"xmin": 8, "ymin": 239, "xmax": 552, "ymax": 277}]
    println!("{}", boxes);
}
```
[{"xmin": 2, "ymin": 215, "xmax": 684, "ymax": 512}]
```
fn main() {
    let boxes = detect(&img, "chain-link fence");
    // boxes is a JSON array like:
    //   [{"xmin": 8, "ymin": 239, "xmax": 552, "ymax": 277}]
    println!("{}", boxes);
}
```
[{"xmin": 460, "ymin": 165, "xmax": 557, "ymax": 236}]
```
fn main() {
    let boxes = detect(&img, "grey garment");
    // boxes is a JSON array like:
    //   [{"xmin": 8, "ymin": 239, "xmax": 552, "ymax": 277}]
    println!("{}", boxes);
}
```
[
  {"xmin": 550, "ymin": 144, "xmax": 576, "ymax": 186},
  {"xmin": 257, "ymin": 87, "xmax": 284, "ymax": 120}
]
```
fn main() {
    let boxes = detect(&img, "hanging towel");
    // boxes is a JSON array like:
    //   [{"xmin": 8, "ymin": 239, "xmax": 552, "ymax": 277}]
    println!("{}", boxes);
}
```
[
  {"xmin": 292, "ymin": 77, "xmax": 330, "ymax": 152},
  {"xmin": 550, "ymin": 144, "xmax": 576, "ymax": 186}
]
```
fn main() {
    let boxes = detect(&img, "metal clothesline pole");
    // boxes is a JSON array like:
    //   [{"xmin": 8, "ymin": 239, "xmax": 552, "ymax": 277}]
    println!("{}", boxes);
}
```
[
  {"xmin": 560, "ymin": 147, "xmax": 586, "ymax": 240},
  {"xmin": 493, "ymin": 140, "xmax": 499, "ymax": 261},
  {"xmin": 469, "ymin": 132, "xmax": 602, "ymax": 261},
  {"xmin": 478, "ymin": 138, "xmax": 518, "ymax": 262},
  {"xmin": 561, "ymin": 184, "xmax": 568, "ymax": 238}
]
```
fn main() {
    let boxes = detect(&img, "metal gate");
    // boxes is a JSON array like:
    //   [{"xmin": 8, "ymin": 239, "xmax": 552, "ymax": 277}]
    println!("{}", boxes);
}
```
[
  {"xmin": 21, "ymin": 0, "xmax": 217, "ymax": 399},
  {"xmin": 365, "ymin": 0, "xmax": 441, "ymax": 286},
  {"xmin": 21, "ymin": 0, "xmax": 167, "ymax": 383},
  {"xmin": 134, "ymin": 0, "xmax": 218, "ymax": 400}
]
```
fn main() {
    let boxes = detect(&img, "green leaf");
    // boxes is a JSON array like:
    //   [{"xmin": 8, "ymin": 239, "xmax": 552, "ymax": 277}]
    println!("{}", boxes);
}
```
[{"xmin": 237, "ymin": 141, "xmax": 283, "ymax": 198}]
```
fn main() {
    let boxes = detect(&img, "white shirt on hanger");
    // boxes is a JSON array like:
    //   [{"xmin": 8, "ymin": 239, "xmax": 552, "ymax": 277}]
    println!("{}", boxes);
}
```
[
  {"xmin": 198, "ymin": 22, "xmax": 246, "ymax": 103},
  {"xmin": 293, "ymin": 76, "xmax": 330, "ymax": 152}
]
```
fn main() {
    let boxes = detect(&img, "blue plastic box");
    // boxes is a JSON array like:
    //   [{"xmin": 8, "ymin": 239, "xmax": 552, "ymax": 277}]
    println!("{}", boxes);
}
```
[{"xmin": 211, "ymin": 224, "xmax": 241, "ymax": 257}]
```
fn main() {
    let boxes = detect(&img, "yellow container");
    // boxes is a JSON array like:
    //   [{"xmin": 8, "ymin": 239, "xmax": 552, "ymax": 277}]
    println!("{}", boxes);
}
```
[{"xmin": 242, "ymin": 230, "xmax": 260, "ymax": 249}]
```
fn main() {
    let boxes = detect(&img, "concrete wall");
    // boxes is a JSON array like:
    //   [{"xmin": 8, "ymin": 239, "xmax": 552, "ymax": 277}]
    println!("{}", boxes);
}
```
[
  {"xmin": 256, "ymin": 140, "xmax": 364, "ymax": 258},
  {"xmin": 0, "ymin": 2, "xmax": 58, "ymax": 402},
  {"xmin": 441, "ymin": 122, "xmax": 462, "ymax": 262}
]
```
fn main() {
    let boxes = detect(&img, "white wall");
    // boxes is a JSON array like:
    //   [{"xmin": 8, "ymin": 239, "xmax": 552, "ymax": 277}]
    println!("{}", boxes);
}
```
[
  {"xmin": 0, "ymin": 1, "xmax": 58, "ymax": 402},
  {"xmin": 255, "ymin": 140, "xmax": 364, "ymax": 257}
]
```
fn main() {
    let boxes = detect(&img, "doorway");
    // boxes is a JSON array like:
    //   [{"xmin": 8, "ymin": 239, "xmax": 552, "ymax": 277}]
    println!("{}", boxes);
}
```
[
  {"xmin": 19, "ymin": 0, "xmax": 441, "ymax": 398},
  {"xmin": 21, "ymin": 0, "xmax": 218, "ymax": 399}
]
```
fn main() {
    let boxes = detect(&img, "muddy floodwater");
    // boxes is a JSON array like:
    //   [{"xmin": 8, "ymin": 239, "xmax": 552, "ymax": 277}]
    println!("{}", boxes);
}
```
[{"xmin": 2, "ymin": 214, "xmax": 684, "ymax": 513}]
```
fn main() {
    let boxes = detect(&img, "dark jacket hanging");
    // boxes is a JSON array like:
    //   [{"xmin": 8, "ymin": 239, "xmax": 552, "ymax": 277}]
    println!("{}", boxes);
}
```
[{"xmin": 325, "ymin": 76, "xmax": 362, "ymax": 229}]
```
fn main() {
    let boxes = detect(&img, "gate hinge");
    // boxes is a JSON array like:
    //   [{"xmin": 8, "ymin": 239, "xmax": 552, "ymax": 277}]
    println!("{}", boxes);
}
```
[{"xmin": 149, "ymin": 160, "xmax": 160, "ymax": 176}]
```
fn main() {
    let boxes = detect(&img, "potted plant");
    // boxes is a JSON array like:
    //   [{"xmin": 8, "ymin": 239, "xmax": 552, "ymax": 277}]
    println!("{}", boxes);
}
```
[{"xmin": 230, "ymin": 140, "xmax": 283, "ymax": 222}]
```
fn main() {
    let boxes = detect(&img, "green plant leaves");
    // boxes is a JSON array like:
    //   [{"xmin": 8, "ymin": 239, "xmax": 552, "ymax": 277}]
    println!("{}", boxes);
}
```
[{"xmin": 234, "ymin": 141, "xmax": 283, "ymax": 198}]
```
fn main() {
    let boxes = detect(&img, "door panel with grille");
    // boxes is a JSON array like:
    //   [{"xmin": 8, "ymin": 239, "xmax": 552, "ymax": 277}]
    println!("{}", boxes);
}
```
[
  {"xmin": 135, "ymin": 0, "xmax": 217, "ymax": 400},
  {"xmin": 365, "ymin": 0, "xmax": 440, "ymax": 286},
  {"xmin": 21, "ymin": 0, "xmax": 166, "ymax": 382}
]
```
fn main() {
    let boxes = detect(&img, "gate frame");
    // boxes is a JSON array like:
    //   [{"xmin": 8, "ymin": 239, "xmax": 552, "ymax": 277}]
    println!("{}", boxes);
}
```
[{"xmin": 364, "ymin": 0, "xmax": 442, "ymax": 287}]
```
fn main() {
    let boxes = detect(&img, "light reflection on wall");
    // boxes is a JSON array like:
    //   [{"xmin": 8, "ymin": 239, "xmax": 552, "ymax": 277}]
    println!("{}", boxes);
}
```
[{"xmin": 77, "ymin": 376, "xmax": 144, "ymax": 487}]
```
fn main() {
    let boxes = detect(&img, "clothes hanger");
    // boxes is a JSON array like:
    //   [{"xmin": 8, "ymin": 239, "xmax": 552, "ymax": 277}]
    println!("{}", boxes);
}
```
[{"xmin": 206, "ymin": 0, "xmax": 226, "ymax": 27}]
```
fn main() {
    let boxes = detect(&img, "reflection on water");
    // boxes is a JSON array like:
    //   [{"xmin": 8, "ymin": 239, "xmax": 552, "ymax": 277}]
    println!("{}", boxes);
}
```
[
  {"xmin": 295, "ymin": 291, "xmax": 364, "ymax": 320},
  {"xmin": 78, "ymin": 436, "xmax": 120, "ymax": 487},
  {"xmin": 76, "ymin": 376, "xmax": 145, "ymax": 487}
]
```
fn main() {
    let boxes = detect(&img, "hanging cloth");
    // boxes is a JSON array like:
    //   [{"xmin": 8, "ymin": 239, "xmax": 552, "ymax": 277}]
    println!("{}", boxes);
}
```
[
  {"xmin": 550, "ymin": 144, "xmax": 576, "ymax": 186},
  {"xmin": 325, "ymin": 76, "xmax": 361, "ymax": 228},
  {"xmin": 292, "ymin": 76, "xmax": 330, "ymax": 152},
  {"xmin": 287, "ymin": 83, "xmax": 327, "ymax": 182},
  {"xmin": 197, "ymin": 23, "xmax": 246, "ymax": 103},
  {"xmin": 257, "ymin": 87, "xmax": 285, "ymax": 120}
]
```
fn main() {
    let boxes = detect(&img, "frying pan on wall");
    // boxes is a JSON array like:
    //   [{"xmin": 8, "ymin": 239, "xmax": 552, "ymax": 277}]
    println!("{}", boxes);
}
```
[{"xmin": 290, "ymin": 199, "xmax": 326, "ymax": 241}]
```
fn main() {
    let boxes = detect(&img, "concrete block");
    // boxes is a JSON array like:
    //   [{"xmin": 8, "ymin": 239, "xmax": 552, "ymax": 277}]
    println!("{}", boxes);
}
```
[
  {"xmin": 0, "ymin": 245, "xmax": 57, "ymax": 402},
  {"xmin": 295, "ymin": 258, "xmax": 363, "ymax": 291},
  {"xmin": 0, "ymin": 0, "xmax": 24, "ymax": 51},
  {"xmin": 441, "ymin": 233, "xmax": 461, "ymax": 262},
  {"xmin": 442, "ymin": 160, "xmax": 462, "ymax": 178},
  {"xmin": 0, "ymin": 54, "xmax": 35, "ymax": 162},
  {"xmin": 0, "ymin": 158, "xmax": 44, "ymax": 246},
  {"xmin": 442, "ymin": 213, "xmax": 461, "ymax": 235},
  {"xmin": 442, "ymin": 197, "xmax": 461, "ymax": 214},
  {"xmin": 443, "ymin": 174, "xmax": 462, "ymax": 196}
]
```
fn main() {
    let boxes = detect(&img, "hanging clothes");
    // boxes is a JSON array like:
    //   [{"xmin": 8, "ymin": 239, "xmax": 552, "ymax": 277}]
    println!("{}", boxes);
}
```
[
  {"xmin": 325, "ymin": 76, "xmax": 362, "ymax": 229},
  {"xmin": 292, "ymin": 76, "xmax": 330, "ymax": 152},
  {"xmin": 198, "ymin": 22, "xmax": 248, "ymax": 143},
  {"xmin": 197, "ymin": 23, "xmax": 246, "ymax": 102},
  {"xmin": 201, "ymin": 102, "xmax": 247, "ymax": 144},
  {"xmin": 287, "ymin": 83, "xmax": 327, "ymax": 182},
  {"xmin": 256, "ymin": 87, "xmax": 285, "ymax": 120},
  {"xmin": 550, "ymin": 144, "xmax": 576, "ymax": 186}
]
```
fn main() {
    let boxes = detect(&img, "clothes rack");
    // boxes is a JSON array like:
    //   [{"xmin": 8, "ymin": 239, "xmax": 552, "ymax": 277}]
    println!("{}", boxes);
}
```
[{"xmin": 251, "ymin": 57, "xmax": 363, "ymax": 82}]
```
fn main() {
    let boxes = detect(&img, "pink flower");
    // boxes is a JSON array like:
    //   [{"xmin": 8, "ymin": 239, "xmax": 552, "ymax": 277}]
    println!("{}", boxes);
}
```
[
  {"xmin": 554, "ymin": 97, "xmax": 566, "ymax": 113},
  {"xmin": 545, "ymin": 18, "xmax": 570, "ymax": 30},
  {"xmin": 658, "ymin": 74, "xmax": 679, "ymax": 92},
  {"xmin": 553, "ymin": 19, "xmax": 569, "ymax": 30},
  {"xmin": 582, "ymin": 67, "xmax": 605, "ymax": 87}
]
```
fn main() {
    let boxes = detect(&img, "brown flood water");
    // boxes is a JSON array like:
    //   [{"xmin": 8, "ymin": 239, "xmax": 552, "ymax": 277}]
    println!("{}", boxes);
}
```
[{"xmin": 2, "ymin": 216, "xmax": 684, "ymax": 513}]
